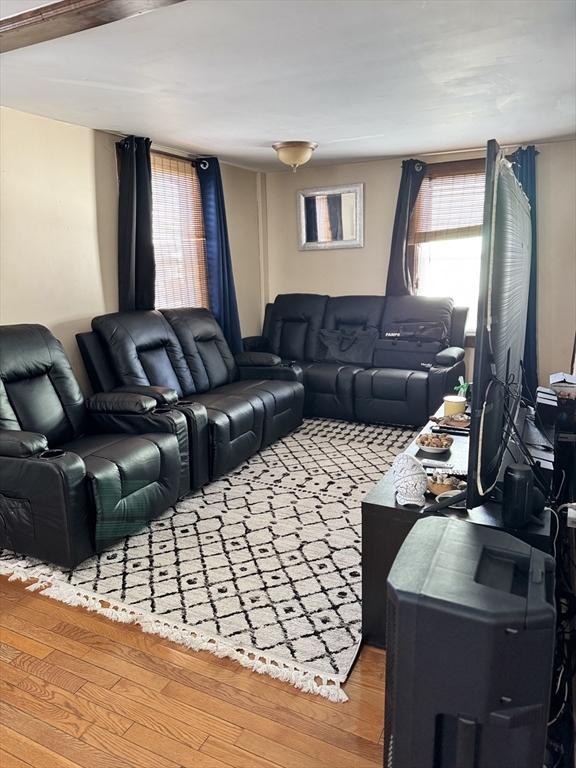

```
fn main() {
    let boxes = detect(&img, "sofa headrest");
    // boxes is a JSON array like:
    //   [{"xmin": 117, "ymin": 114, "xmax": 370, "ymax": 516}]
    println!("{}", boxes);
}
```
[
  {"xmin": 264, "ymin": 294, "xmax": 329, "ymax": 362},
  {"xmin": 0, "ymin": 324, "xmax": 85, "ymax": 442},
  {"xmin": 92, "ymin": 311, "xmax": 195, "ymax": 397},
  {"xmin": 324, "ymin": 296, "xmax": 386, "ymax": 331},
  {"xmin": 271, "ymin": 294, "xmax": 329, "ymax": 321},
  {"xmin": 0, "ymin": 324, "xmax": 54, "ymax": 383},
  {"xmin": 381, "ymin": 296, "xmax": 455, "ymax": 338},
  {"xmin": 161, "ymin": 308, "xmax": 236, "ymax": 391}
]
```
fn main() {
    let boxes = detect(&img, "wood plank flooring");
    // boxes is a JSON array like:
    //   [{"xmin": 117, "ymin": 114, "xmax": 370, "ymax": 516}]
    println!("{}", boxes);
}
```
[{"xmin": 0, "ymin": 575, "xmax": 385, "ymax": 768}]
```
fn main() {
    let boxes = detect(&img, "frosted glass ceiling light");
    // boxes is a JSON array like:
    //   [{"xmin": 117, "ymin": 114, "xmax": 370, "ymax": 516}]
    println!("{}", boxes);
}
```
[{"xmin": 273, "ymin": 141, "xmax": 318, "ymax": 171}]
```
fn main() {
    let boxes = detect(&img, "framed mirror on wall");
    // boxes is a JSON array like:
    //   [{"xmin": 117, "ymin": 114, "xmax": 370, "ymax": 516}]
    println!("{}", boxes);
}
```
[{"xmin": 297, "ymin": 183, "xmax": 364, "ymax": 250}]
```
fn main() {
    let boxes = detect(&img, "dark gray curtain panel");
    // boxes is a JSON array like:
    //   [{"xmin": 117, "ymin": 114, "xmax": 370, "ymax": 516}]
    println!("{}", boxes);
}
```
[
  {"xmin": 385, "ymin": 159, "xmax": 427, "ymax": 295},
  {"xmin": 117, "ymin": 136, "xmax": 155, "ymax": 311}
]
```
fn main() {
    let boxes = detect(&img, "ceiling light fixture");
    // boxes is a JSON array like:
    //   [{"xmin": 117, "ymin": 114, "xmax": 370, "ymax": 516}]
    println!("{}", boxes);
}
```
[{"xmin": 272, "ymin": 141, "xmax": 318, "ymax": 172}]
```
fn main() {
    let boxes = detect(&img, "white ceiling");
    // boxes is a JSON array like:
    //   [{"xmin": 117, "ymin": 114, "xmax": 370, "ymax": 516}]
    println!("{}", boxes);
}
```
[
  {"xmin": 1, "ymin": 0, "xmax": 575, "ymax": 169},
  {"xmin": 0, "ymin": 0, "xmax": 55, "ymax": 19}
]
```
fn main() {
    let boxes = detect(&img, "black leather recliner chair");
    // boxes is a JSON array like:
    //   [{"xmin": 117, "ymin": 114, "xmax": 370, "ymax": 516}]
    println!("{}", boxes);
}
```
[
  {"xmin": 244, "ymin": 293, "xmax": 468, "ymax": 427},
  {"xmin": 77, "ymin": 308, "xmax": 305, "ymax": 481},
  {"xmin": 0, "ymin": 324, "xmax": 183, "ymax": 568}
]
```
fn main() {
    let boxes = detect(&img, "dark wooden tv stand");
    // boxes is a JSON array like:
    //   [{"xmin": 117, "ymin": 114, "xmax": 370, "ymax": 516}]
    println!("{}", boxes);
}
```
[{"xmin": 361, "ymin": 411, "xmax": 554, "ymax": 649}]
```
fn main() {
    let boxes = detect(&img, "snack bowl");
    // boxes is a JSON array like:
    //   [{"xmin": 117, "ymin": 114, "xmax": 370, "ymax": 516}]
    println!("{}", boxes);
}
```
[
  {"xmin": 427, "ymin": 472, "xmax": 467, "ymax": 496},
  {"xmin": 416, "ymin": 433, "xmax": 453, "ymax": 454},
  {"xmin": 428, "ymin": 479, "xmax": 458, "ymax": 496}
]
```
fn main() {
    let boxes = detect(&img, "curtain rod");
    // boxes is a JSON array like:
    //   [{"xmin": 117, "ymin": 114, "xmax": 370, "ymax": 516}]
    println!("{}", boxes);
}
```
[
  {"xmin": 104, "ymin": 128, "xmax": 576, "ymax": 168},
  {"xmin": 107, "ymin": 131, "xmax": 199, "ymax": 160}
]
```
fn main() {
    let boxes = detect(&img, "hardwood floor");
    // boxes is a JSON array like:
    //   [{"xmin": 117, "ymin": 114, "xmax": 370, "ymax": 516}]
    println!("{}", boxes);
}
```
[{"xmin": 0, "ymin": 575, "xmax": 385, "ymax": 768}]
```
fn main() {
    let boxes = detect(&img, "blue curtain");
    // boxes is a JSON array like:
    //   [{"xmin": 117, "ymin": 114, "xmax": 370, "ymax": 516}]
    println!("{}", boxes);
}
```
[
  {"xmin": 196, "ymin": 157, "xmax": 242, "ymax": 354},
  {"xmin": 509, "ymin": 146, "xmax": 539, "ymax": 396},
  {"xmin": 385, "ymin": 159, "xmax": 427, "ymax": 295}
]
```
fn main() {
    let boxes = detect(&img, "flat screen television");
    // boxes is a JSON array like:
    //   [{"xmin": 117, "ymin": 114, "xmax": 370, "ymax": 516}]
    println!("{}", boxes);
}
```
[{"xmin": 466, "ymin": 138, "xmax": 532, "ymax": 509}]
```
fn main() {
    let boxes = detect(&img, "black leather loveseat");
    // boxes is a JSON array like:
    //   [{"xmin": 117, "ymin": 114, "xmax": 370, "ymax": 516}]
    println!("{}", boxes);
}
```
[
  {"xmin": 77, "ymin": 308, "xmax": 305, "ymax": 484},
  {"xmin": 0, "ymin": 324, "xmax": 183, "ymax": 568},
  {"xmin": 244, "ymin": 294, "xmax": 467, "ymax": 427}
]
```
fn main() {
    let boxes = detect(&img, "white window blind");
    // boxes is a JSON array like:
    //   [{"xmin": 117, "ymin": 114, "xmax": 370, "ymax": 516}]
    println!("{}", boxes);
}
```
[
  {"xmin": 151, "ymin": 152, "xmax": 209, "ymax": 309},
  {"xmin": 409, "ymin": 159, "xmax": 486, "ymax": 332},
  {"xmin": 410, "ymin": 159, "xmax": 486, "ymax": 243}
]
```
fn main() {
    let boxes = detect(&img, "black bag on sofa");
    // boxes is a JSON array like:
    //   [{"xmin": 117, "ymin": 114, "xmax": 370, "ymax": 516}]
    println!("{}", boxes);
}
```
[
  {"xmin": 382, "ymin": 321, "xmax": 448, "ymax": 345},
  {"xmin": 375, "ymin": 320, "xmax": 449, "ymax": 370},
  {"xmin": 317, "ymin": 328, "xmax": 378, "ymax": 366}
]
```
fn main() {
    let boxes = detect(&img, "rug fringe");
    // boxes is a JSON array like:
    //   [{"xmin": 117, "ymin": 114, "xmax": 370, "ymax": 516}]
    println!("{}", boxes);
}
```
[{"xmin": 0, "ymin": 558, "xmax": 348, "ymax": 703}]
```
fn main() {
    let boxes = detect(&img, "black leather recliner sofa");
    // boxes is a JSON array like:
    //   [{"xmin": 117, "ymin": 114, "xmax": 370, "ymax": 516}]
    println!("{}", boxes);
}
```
[
  {"xmin": 244, "ymin": 294, "xmax": 468, "ymax": 427},
  {"xmin": 77, "ymin": 308, "xmax": 305, "ymax": 482},
  {"xmin": 0, "ymin": 324, "xmax": 183, "ymax": 568}
]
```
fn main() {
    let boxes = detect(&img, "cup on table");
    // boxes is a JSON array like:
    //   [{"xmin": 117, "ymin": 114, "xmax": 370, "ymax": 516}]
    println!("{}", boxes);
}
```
[{"xmin": 443, "ymin": 395, "xmax": 467, "ymax": 416}]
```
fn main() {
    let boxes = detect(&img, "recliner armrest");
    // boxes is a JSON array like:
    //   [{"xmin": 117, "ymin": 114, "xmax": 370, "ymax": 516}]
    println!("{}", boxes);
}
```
[
  {"xmin": 85, "ymin": 392, "xmax": 157, "ymax": 415},
  {"xmin": 113, "ymin": 385, "xmax": 179, "ymax": 406},
  {"xmin": 0, "ymin": 429, "xmax": 48, "ymax": 458},
  {"xmin": 238, "ymin": 364, "xmax": 304, "ymax": 383},
  {"xmin": 235, "ymin": 351, "xmax": 282, "ymax": 367},
  {"xmin": 434, "ymin": 347, "xmax": 465, "ymax": 367},
  {"xmin": 243, "ymin": 336, "xmax": 272, "ymax": 353}
]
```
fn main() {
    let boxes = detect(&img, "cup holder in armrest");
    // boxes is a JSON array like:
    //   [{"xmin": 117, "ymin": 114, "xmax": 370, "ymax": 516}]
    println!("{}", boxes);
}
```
[
  {"xmin": 155, "ymin": 406, "xmax": 173, "ymax": 413},
  {"xmin": 39, "ymin": 449, "xmax": 65, "ymax": 459}
]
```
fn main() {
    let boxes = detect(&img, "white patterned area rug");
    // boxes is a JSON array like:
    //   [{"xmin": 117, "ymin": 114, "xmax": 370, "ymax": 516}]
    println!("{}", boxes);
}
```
[{"xmin": 0, "ymin": 418, "xmax": 415, "ymax": 702}]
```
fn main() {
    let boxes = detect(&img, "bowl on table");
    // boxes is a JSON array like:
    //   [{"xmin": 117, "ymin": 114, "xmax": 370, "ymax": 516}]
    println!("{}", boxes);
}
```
[
  {"xmin": 427, "ymin": 472, "xmax": 467, "ymax": 496},
  {"xmin": 416, "ymin": 433, "xmax": 454, "ymax": 454},
  {"xmin": 428, "ymin": 479, "xmax": 458, "ymax": 496}
]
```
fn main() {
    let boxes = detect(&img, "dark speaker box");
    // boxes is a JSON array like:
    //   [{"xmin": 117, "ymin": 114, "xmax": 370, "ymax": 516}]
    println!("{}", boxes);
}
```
[{"xmin": 502, "ymin": 464, "xmax": 545, "ymax": 528}]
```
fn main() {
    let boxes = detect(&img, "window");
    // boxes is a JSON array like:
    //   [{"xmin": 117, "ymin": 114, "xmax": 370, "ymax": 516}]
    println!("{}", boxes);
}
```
[
  {"xmin": 409, "ymin": 159, "xmax": 485, "ymax": 332},
  {"xmin": 151, "ymin": 152, "xmax": 209, "ymax": 309}
]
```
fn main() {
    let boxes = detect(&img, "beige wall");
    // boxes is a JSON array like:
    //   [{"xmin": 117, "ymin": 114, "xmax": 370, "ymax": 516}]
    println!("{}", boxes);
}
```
[
  {"xmin": 264, "ymin": 158, "xmax": 399, "ymax": 301},
  {"xmin": 220, "ymin": 162, "xmax": 262, "ymax": 336},
  {"xmin": 0, "ymin": 107, "xmax": 118, "ymax": 391},
  {"xmin": 0, "ymin": 108, "xmax": 263, "ymax": 387},
  {"xmin": 263, "ymin": 141, "xmax": 576, "ymax": 384},
  {"xmin": 535, "ymin": 141, "xmax": 576, "ymax": 382}
]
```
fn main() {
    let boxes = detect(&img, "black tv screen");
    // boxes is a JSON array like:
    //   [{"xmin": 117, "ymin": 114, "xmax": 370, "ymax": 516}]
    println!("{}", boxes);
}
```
[{"xmin": 467, "ymin": 139, "xmax": 532, "ymax": 508}]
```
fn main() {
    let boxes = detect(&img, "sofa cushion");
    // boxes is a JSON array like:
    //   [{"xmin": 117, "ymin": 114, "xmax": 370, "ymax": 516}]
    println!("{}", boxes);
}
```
[
  {"xmin": 226, "ymin": 379, "xmax": 305, "ymax": 447},
  {"xmin": 62, "ymin": 432, "xmax": 180, "ymax": 550},
  {"xmin": 180, "ymin": 386, "xmax": 265, "ymax": 478},
  {"xmin": 161, "ymin": 308, "xmax": 237, "ymax": 392},
  {"xmin": 263, "ymin": 294, "xmax": 328, "ymax": 362},
  {"xmin": 301, "ymin": 362, "xmax": 361, "ymax": 420},
  {"xmin": 92, "ymin": 311, "xmax": 196, "ymax": 398},
  {"xmin": 355, "ymin": 368, "xmax": 429, "ymax": 426}
]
